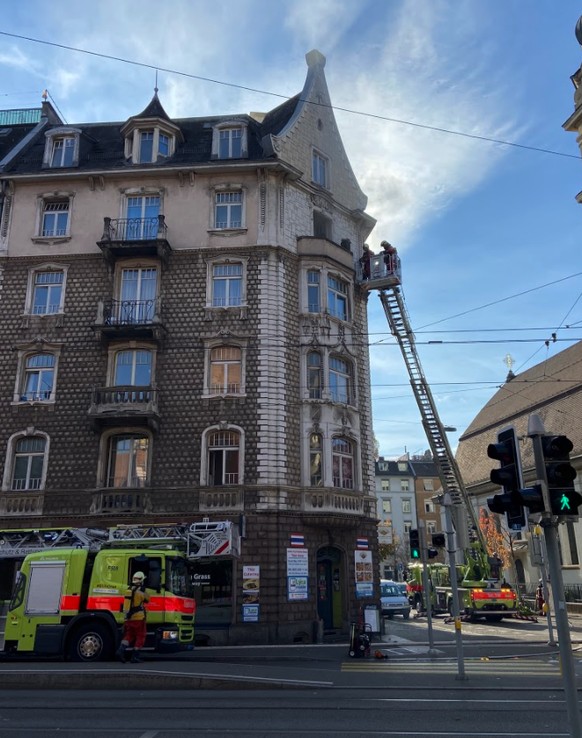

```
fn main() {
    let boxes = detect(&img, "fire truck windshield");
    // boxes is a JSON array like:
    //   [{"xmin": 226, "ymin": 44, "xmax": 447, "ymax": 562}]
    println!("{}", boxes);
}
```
[{"xmin": 167, "ymin": 557, "xmax": 194, "ymax": 598}]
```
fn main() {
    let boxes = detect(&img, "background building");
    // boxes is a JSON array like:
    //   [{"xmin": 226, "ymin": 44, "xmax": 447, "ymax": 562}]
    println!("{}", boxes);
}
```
[{"xmin": 0, "ymin": 51, "xmax": 379, "ymax": 645}]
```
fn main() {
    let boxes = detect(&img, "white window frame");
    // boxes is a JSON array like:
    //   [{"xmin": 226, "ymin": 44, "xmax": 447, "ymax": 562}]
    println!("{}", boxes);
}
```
[
  {"xmin": 212, "ymin": 188, "xmax": 245, "ymax": 230},
  {"xmin": 401, "ymin": 499, "xmax": 412, "ymax": 514},
  {"xmin": 307, "ymin": 269, "xmax": 321, "ymax": 313},
  {"xmin": 332, "ymin": 435, "xmax": 355, "ymax": 490},
  {"xmin": 381, "ymin": 499, "xmax": 391, "ymax": 514},
  {"xmin": 2, "ymin": 430, "xmax": 50, "ymax": 492},
  {"xmin": 24, "ymin": 264, "xmax": 68, "ymax": 316},
  {"xmin": 124, "ymin": 125, "xmax": 176, "ymax": 163},
  {"xmin": 425, "ymin": 500, "xmax": 435, "ymax": 514},
  {"xmin": 42, "ymin": 128, "xmax": 81, "ymax": 168},
  {"xmin": 34, "ymin": 193, "xmax": 74, "ymax": 241},
  {"xmin": 401, "ymin": 479, "xmax": 410, "ymax": 492},
  {"xmin": 423, "ymin": 479, "xmax": 434, "ymax": 491},
  {"xmin": 206, "ymin": 257, "xmax": 247, "ymax": 309},
  {"xmin": 12, "ymin": 342, "xmax": 62, "ymax": 404},
  {"xmin": 381, "ymin": 480, "xmax": 390, "ymax": 492},
  {"xmin": 201, "ymin": 425, "xmax": 244, "ymax": 487},
  {"xmin": 203, "ymin": 341, "xmax": 246, "ymax": 397},
  {"xmin": 312, "ymin": 149, "xmax": 329, "ymax": 188},
  {"xmin": 427, "ymin": 521, "xmax": 437, "ymax": 535},
  {"xmin": 329, "ymin": 354, "xmax": 353, "ymax": 405},
  {"xmin": 306, "ymin": 350, "xmax": 323, "ymax": 400},
  {"xmin": 327, "ymin": 274, "xmax": 349, "ymax": 321},
  {"xmin": 211, "ymin": 121, "xmax": 248, "ymax": 160}
]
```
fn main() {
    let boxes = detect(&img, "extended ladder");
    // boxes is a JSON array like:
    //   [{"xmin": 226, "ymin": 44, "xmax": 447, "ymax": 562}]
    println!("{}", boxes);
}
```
[
  {"xmin": 0, "ymin": 520, "xmax": 240, "ymax": 559},
  {"xmin": 375, "ymin": 283, "xmax": 484, "ymax": 552}
]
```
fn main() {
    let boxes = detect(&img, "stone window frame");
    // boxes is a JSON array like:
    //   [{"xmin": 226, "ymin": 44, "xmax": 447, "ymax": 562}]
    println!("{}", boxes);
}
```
[
  {"xmin": 208, "ymin": 183, "xmax": 247, "ymax": 234},
  {"xmin": 42, "ymin": 127, "xmax": 81, "ymax": 169},
  {"xmin": 205, "ymin": 255, "xmax": 248, "ymax": 311},
  {"xmin": 301, "ymin": 264, "xmax": 352, "ymax": 319},
  {"xmin": 312, "ymin": 148, "xmax": 329, "ymax": 189},
  {"xmin": 211, "ymin": 120, "xmax": 249, "ymax": 160},
  {"xmin": 12, "ymin": 341, "xmax": 63, "ymax": 405},
  {"xmin": 302, "ymin": 346, "xmax": 357, "ymax": 406},
  {"xmin": 96, "ymin": 427, "xmax": 153, "ymax": 489},
  {"xmin": 2, "ymin": 429, "xmax": 50, "ymax": 492},
  {"xmin": 202, "ymin": 338, "xmax": 248, "ymax": 398},
  {"xmin": 32, "ymin": 192, "xmax": 75, "ymax": 244},
  {"xmin": 23, "ymin": 263, "xmax": 69, "ymax": 316},
  {"xmin": 200, "ymin": 424, "xmax": 245, "ymax": 487},
  {"xmin": 309, "ymin": 432, "xmax": 323, "ymax": 486},
  {"xmin": 331, "ymin": 434, "xmax": 357, "ymax": 490}
]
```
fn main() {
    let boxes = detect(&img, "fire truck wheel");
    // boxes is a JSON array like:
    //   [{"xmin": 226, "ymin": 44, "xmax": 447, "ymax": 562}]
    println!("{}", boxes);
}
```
[{"xmin": 67, "ymin": 622, "xmax": 111, "ymax": 662}]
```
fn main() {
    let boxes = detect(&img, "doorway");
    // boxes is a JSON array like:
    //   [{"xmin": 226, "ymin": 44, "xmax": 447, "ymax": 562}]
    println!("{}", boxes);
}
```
[{"xmin": 316, "ymin": 546, "xmax": 344, "ymax": 630}]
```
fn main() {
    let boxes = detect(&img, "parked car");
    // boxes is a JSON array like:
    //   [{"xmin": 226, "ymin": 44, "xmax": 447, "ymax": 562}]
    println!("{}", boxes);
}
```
[{"xmin": 380, "ymin": 579, "xmax": 411, "ymax": 619}]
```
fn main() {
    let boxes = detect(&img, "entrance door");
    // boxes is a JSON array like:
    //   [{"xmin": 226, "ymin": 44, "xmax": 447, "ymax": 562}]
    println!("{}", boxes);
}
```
[{"xmin": 316, "ymin": 547, "xmax": 344, "ymax": 630}]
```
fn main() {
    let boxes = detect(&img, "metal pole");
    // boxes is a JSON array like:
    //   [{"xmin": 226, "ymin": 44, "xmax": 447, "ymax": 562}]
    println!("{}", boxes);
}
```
[
  {"xmin": 528, "ymin": 414, "xmax": 582, "ymax": 738},
  {"xmin": 533, "ymin": 524, "xmax": 556, "ymax": 646},
  {"xmin": 442, "ymin": 492, "xmax": 466, "ymax": 680},
  {"xmin": 418, "ymin": 520, "xmax": 437, "ymax": 656}
]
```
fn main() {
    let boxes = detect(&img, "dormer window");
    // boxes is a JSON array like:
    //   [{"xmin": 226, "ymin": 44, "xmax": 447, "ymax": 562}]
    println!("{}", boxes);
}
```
[
  {"xmin": 51, "ymin": 137, "xmax": 75, "ymax": 167},
  {"xmin": 43, "ymin": 128, "xmax": 81, "ymax": 169},
  {"xmin": 220, "ymin": 128, "xmax": 242, "ymax": 159},
  {"xmin": 211, "ymin": 121, "xmax": 248, "ymax": 160},
  {"xmin": 140, "ymin": 130, "xmax": 154, "ymax": 162},
  {"xmin": 123, "ymin": 125, "xmax": 177, "ymax": 164}
]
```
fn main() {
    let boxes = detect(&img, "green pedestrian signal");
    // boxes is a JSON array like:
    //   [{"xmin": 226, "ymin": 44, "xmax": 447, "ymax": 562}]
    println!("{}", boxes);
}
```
[
  {"xmin": 409, "ymin": 529, "xmax": 420, "ymax": 559},
  {"xmin": 542, "ymin": 435, "xmax": 581, "ymax": 517}
]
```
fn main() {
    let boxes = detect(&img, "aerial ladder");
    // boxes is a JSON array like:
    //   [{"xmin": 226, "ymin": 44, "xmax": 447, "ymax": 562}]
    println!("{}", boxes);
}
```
[
  {"xmin": 0, "ymin": 520, "xmax": 240, "ymax": 559},
  {"xmin": 361, "ymin": 250, "xmax": 487, "ymax": 564}
]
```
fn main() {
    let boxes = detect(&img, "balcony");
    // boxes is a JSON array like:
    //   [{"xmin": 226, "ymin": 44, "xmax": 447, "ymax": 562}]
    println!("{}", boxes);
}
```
[
  {"xmin": 300, "ymin": 489, "xmax": 377, "ymax": 527},
  {"xmin": 91, "ymin": 488, "xmax": 151, "ymax": 515},
  {"xmin": 93, "ymin": 298, "xmax": 164, "ymax": 342},
  {"xmin": 97, "ymin": 216, "xmax": 171, "ymax": 265},
  {"xmin": 0, "ymin": 491, "xmax": 44, "ymax": 517},
  {"xmin": 88, "ymin": 386, "xmax": 160, "ymax": 431}
]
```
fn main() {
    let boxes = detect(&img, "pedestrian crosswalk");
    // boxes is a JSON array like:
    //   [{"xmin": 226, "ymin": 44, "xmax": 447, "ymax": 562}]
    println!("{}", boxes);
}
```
[{"xmin": 342, "ymin": 657, "xmax": 562, "ymax": 676}]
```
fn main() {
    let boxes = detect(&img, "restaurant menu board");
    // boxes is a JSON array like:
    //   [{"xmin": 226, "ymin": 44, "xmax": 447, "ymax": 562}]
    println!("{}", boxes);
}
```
[
  {"xmin": 286, "ymin": 548, "xmax": 309, "ymax": 601},
  {"xmin": 242, "ymin": 565, "xmax": 260, "ymax": 621},
  {"xmin": 354, "ymin": 549, "xmax": 373, "ymax": 599}
]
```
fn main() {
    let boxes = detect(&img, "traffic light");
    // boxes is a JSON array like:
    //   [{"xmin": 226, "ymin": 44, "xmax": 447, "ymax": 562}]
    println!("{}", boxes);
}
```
[
  {"xmin": 486, "ymin": 427, "xmax": 526, "ymax": 529},
  {"xmin": 427, "ymin": 548, "xmax": 439, "ymax": 559},
  {"xmin": 542, "ymin": 435, "xmax": 581, "ymax": 516},
  {"xmin": 409, "ymin": 529, "xmax": 420, "ymax": 559},
  {"xmin": 431, "ymin": 532, "xmax": 445, "ymax": 548}
]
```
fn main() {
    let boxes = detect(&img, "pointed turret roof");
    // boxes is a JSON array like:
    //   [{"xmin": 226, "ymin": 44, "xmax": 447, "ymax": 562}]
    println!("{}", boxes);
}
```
[{"xmin": 135, "ymin": 91, "xmax": 171, "ymax": 122}]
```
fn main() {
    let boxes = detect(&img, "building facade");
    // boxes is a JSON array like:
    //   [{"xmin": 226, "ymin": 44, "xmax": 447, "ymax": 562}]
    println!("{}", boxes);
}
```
[
  {"xmin": 0, "ymin": 51, "xmax": 379, "ymax": 644},
  {"xmin": 374, "ymin": 457, "xmax": 417, "ymax": 580}
]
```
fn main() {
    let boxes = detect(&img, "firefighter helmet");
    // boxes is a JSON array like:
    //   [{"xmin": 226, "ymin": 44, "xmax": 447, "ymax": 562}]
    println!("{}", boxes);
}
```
[{"xmin": 132, "ymin": 571, "xmax": 146, "ymax": 582}]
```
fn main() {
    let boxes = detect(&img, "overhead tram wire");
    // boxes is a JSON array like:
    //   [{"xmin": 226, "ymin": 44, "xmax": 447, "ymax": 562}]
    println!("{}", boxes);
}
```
[{"xmin": 0, "ymin": 30, "xmax": 580, "ymax": 161}]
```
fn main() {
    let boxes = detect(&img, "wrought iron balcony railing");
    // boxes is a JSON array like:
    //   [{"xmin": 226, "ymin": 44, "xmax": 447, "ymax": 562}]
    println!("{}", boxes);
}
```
[
  {"xmin": 101, "ymin": 215, "xmax": 167, "ymax": 242},
  {"xmin": 103, "ymin": 298, "xmax": 158, "ymax": 326}
]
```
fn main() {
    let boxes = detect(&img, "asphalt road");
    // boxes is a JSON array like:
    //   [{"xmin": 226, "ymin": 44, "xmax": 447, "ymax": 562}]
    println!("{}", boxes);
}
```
[{"xmin": 0, "ymin": 613, "xmax": 581, "ymax": 736}]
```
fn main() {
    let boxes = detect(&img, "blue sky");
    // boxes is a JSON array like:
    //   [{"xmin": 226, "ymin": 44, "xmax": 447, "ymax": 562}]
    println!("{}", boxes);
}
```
[{"xmin": 1, "ymin": 0, "xmax": 581, "ymax": 458}]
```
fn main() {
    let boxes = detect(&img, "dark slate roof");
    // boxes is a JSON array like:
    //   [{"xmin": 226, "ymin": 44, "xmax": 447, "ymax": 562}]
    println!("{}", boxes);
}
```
[
  {"xmin": 135, "ymin": 92, "xmax": 171, "ymax": 122},
  {"xmin": 260, "ymin": 94, "xmax": 300, "ymax": 138},
  {"xmin": 409, "ymin": 461, "xmax": 439, "ymax": 477},
  {"xmin": 375, "ymin": 460, "xmax": 414, "ymax": 476},
  {"xmin": 456, "ymin": 341, "xmax": 582, "ymax": 488},
  {"xmin": 0, "ymin": 123, "xmax": 37, "ymax": 162},
  {"xmin": 3, "ymin": 93, "xmax": 298, "ymax": 174}
]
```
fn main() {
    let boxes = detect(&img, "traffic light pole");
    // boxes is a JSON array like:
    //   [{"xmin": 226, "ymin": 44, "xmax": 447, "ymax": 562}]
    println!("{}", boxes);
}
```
[
  {"xmin": 418, "ymin": 520, "xmax": 437, "ymax": 656},
  {"xmin": 528, "ymin": 414, "xmax": 582, "ymax": 738},
  {"xmin": 442, "ymin": 492, "xmax": 466, "ymax": 680}
]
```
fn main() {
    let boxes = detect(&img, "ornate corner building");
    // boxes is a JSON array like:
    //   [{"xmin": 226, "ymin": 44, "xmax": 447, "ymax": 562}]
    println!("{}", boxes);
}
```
[{"xmin": 0, "ymin": 51, "xmax": 379, "ymax": 645}]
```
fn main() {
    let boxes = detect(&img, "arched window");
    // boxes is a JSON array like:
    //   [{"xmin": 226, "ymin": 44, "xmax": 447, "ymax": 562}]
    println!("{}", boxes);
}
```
[
  {"xmin": 332, "ymin": 436, "xmax": 354, "ymax": 490},
  {"xmin": 207, "ymin": 430, "xmax": 240, "ymax": 486},
  {"xmin": 21, "ymin": 353, "xmax": 55, "ymax": 401},
  {"xmin": 11, "ymin": 436, "xmax": 47, "ymax": 491},
  {"xmin": 210, "ymin": 346, "xmax": 242, "ymax": 394},
  {"xmin": 329, "ymin": 355, "xmax": 352, "ymax": 404},
  {"xmin": 307, "ymin": 351, "xmax": 322, "ymax": 399},
  {"xmin": 310, "ymin": 433, "xmax": 323, "ymax": 486},
  {"xmin": 106, "ymin": 434, "xmax": 149, "ymax": 488}
]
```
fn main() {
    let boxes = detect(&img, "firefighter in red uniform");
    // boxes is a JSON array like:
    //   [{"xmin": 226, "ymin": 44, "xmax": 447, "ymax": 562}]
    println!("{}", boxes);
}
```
[{"xmin": 116, "ymin": 571, "xmax": 150, "ymax": 663}]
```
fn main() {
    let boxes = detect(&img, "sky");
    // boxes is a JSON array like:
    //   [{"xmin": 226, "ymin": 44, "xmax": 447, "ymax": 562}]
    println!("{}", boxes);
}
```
[{"xmin": 1, "ymin": 0, "xmax": 581, "ymax": 459}]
